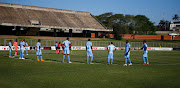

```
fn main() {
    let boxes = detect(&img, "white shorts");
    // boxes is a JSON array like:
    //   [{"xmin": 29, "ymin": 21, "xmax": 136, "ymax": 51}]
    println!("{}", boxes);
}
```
[
  {"xmin": 20, "ymin": 49, "xmax": 24, "ymax": 54},
  {"xmin": 108, "ymin": 53, "xmax": 113, "ymax": 59},
  {"xmin": 36, "ymin": 50, "xmax": 42, "ymax": 55},
  {"xmin": 143, "ymin": 51, "xmax": 148, "ymax": 57},
  {"xmin": 87, "ymin": 50, "xmax": 93, "ymax": 57},
  {"xmin": 64, "ymin": 49, "xmax": 70, "ymax": 54}
]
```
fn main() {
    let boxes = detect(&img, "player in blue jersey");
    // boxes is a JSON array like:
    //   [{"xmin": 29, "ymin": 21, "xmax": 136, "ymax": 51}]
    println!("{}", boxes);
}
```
[
  {"xmin": 86, "ymin": 39, "xmax": 93, "ymax": 64},
  {"xmin": 62, "ymin": 38, "xmax": 72, "ymax": 63},
  {"xmin": 107, "ymin": 42, "xmax": 116, "ymax": 65},
  {"xmin": 25, "ymin": 41, "xmax": 29, "ymax": 55},
  {"xmin": 19, "ymin": 39, "xmax": 25, "ymax": 59},
  {"xmin": 139, "ymin": 40, "xmax": 149, "ymax": 65},
  {"xmin": 36, "ymin": 39, "xmax": 44, "ymax": 61},
  {"xmin": 55, "ymin": 42, "xmax": 58, "ymax": 54},
  {"xmin": 124, "ymin": 40, "xmax": 132, "ymax": 66},
  {"xmin": 8, "ymin": 40, "xmax": 12, "ymax": 58}
]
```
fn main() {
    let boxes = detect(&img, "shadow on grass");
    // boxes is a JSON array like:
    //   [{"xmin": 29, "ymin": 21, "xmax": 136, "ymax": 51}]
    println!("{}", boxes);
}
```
[
  {"xmin": 45, "ymin": 58, "xmax": 61, "ymax": 62},
  {"xmin": 73, "ymin": 60, "xmax": 85, "ymax": 63},
  {"xmin": 23, "ymin": 58, "xmax": 35, "ymax": 61}
]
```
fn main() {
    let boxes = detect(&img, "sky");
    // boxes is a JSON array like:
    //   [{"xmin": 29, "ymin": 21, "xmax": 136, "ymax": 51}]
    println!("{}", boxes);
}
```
[{"xmin": 0, "ymin": 0, "xmax": 179, "ymax": 25}]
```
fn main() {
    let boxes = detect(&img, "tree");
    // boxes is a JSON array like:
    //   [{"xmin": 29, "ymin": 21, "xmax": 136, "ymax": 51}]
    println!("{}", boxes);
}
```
[
  {"xmin": 95, "ymin": 12, "xmax": 113, "ymax": 27},
  {"xmin": 158, "ymin": 20, "xmax": 169, "ymax": 31},
  {"xmin": 134, "ymin": 15, "xmax": 155, "ymax": 34},
  {"xmin": 172, "ymin": 14, "xmax": 179, "ymax": 21},
  {"xmin": 95, "ymin": 12, "xmax": 157, "ymax": 39},
  {"xmin": 112, "ymin": 23, "xmax": 122, "ymax": 40}
]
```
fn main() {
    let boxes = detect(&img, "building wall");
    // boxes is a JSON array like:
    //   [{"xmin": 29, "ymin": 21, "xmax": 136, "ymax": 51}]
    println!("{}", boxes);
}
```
[
  {"xmin": 170, "ymin": 23, "xmax": 180, "ymax": 30},
  {"xmin": 174, "ymin": 35, "xmax": 180, "ymax": 40},
  {"xmin": 121, "ymin": 34, "xmax": 180, "ymax": 40},
  {"xmin": 163, "ymin": 35, "xmax": 172, "ymax": 40},
  {"xmin": 91, "ymin": 33, "xmax": 95, "ymax": 38}
]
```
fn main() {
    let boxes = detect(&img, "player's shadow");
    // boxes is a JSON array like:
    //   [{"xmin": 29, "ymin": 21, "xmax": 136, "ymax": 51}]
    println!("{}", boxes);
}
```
[
  {"xmin": 132, "ymin": 62, "xmax": 141, "ymax": 64},
  {"xmin": 72, "ymin": 60, "xmax": 108, "ymax": 64},
  {"xmin": 3, "ymin": 53, "xmax": 11, "ymax": 57},
  {"xmin": 93, "ymin": 60, "xmax": 107, "ymax": 65},
  {"xmin": 113, "ymin": 60, "xmax": 124, "ymax": 65},
  {"xmin": 24, "ymin": 58, "xmax": 35, "ymax": 61},
  {"xmin": 72, "ymin": 60, "xmax": 85, "ymax": 63},
  {"xmin": 43, "ymin": 52, "xmax": 64, "ymax": 55},
  {"xmin": 3, "ymin": 54, "xmax": 8, "ymax": 57},
  {"xmin": 45, "ymin": 58, "xmax": 61, "ymax": 62}
]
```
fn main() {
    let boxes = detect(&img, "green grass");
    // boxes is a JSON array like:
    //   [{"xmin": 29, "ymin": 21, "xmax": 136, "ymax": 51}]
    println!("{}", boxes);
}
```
[{"xmin": 0, "ymin": 50, "xmax": 180, "ymax": 88}]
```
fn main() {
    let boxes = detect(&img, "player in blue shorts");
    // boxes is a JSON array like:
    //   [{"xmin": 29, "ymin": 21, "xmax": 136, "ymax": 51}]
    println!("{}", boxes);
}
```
[
  {"xmin": 124, "ymin": 40, "xmax": 132, "ymax": 66},
  {"xmin": 86, "ymin": 39, "xmax": 93, "ymax": 64},
  {"xmin": 139, "ymin": 40, "xmax": 149, "ymax": 65},
  {"xmin": 36, "ymin": 39, "xmax": 44, "ymax": 61},
  {"xmin": 62, "ymin": 38, "xmax": 72, "ymax": 63},
  {"xmin": 55, "ymin": 42, "xmax": 58, "ymax": 54},
  {"xmin": 107, "ymin": 42, "xmax": 116, "ymax": 65},
  {"xmin": 25, "ymin": 41, "xmax": 29, "ymax": 55},
  {"xmin": 8, "ymin": 40, "xmax": 12, "ymax": 58},
  {"xmin": 19, "ymin": 39, "xmax": 25, "ymax": 59}
]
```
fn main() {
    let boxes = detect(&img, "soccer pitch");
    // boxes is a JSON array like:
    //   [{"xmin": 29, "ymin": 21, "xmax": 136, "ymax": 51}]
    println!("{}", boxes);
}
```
[{"xmin": 0, "ymin": 50, "xmax": 180, "ymax": 88}]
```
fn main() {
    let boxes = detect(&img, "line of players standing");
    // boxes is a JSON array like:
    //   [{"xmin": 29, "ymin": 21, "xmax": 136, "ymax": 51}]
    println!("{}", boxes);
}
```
[
  {"xmin": 8, "ymin": 38, "xmax": 149, "ymax": 66},
  {"xmin": 8, "ymin": 39, "xmax": 44, "ymax": 61},
  {"xmin": 8, "ymin": 39, "xmax": 29, "ymax": 59},
  {"xmin": 84, "ymin": 39, "xmax": 149, "ymax": 66}
]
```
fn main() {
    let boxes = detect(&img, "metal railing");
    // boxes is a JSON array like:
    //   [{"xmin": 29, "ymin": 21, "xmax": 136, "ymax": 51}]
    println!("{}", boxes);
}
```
[{"xmin": 0, "ymin": 39, "xmax": 179, "ymax": 48}]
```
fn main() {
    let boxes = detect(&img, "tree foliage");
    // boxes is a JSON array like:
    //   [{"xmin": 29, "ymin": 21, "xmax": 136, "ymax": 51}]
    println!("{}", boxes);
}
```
[
  {"xmin": 172, "ymin": 14, "xmax": 179, "ymax": 21},
  {"xmin": 95, "ymin": 12, "xmax": 157, "ymax": 38},
  {"xmin": 158, "ymin": 20, "xmax": 170, "ymax": 31}
]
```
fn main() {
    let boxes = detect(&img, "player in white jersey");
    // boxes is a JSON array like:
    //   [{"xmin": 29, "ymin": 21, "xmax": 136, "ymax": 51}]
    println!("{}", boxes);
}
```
[
  {"xmin": 19, "ymin": 39, "xmax": 25, "ymax": 59},
  {"xmin": 107, "ymin": 42, "xmax": 116, "ymax": 65},
  {"xmin": 36, "ymin": 39, "xmax": 44, "ymax": 61},
  {"xmin": 124, "ymin": 40, "xmax": 132, "ymax": 66},
  {"xmin": 62, "ymin": 38, "xmax": 72, "ymax": 63},
  {"xmin": 86, "ymin": 39, "xmax": 93, "ymax": 64}
]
